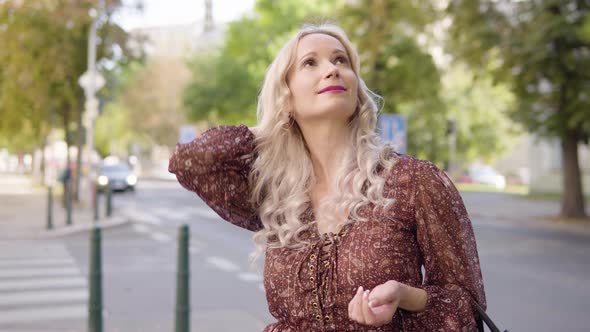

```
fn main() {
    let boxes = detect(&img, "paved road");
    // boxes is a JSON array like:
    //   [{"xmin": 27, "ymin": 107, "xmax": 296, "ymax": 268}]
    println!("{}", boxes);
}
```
[
  {"xmin": 65, "ymin": 180, "xmax": 273, "ymax": 332},
  {"xmin": 1, "ymin": 178, "xmax": 589, "ymax": 331}
]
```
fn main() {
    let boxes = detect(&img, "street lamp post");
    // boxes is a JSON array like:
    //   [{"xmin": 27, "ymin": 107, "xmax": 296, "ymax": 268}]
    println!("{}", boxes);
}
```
[{"xmin": 79, "ymin": 1, "xmax": 105, "ymax": 211}]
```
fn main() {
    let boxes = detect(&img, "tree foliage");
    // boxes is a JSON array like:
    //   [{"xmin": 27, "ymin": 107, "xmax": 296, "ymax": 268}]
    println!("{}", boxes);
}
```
[
  {"xmin": 448, "ymin": 0, "xmax": 590, "ymax": 141},
  {"xmin": 339, "ymin": 0, "xmax": 448, "ymax": 162},
  {"xmin": 447, "ymin": 0, "xmax": 589, "ymax": 218},
  {"xmin": 183, "ymin": 0, "xmax": 517, "ymax": 166},
  {"xmin": 183, "ymin": 0, "xmax": 342, "ymax": 127},
  {"xmin": 0, "ymin": 0, "xmax": 135, "ymax": 153},
  {"xmin": 442, "ymin": 63, "xmax": 518, "ymax": 163}
]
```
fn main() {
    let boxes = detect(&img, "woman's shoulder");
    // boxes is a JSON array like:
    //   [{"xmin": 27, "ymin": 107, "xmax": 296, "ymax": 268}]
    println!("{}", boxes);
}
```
[
  {"xmin": 379, "ymin": 149, "xmax": 446, "ymax": 186},
  {"xmin": 378, "ymin": 147, "xmax": 424, "ymax": 174}
]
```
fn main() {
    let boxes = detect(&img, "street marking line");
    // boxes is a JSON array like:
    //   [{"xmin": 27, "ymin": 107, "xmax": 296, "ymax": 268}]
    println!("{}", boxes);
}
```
[
  {"xmin": 0, "ymin": 277, "xmax": 87, "ymax": 291},
  {"xmin": 132, "ymin": 224, "xmax": 151, "ymax": 234},
  {"xmin": 152, "ymin": 207, "xmax": 191, "ymax": 221},
  {"xmin": 187, "ymin": 207, "xmax": 220, "ymax": 219},
  {"xmin": 150, "ymin": 232, "xmax": 172, "ymax": 242},
  {"xmin": 0, "ymin": 304, "xmax": 87, "ymax": 324},
  {"xmin": 0, "ymin": 289, "xmax": 87, "ymax": 306},
  {"xmin": 124, "ymin": 209, "xmax": 162, "ymax": 225},
  {"xmin": 237, "ymin": 272, "xmax": 262, "ymax": 282},
  {"xmin": 206, "ymin": 256, "xmax": 240, "ymax": 272},
  {"xmin": 0, "ymin": 267, "xmax": 81, "ymax": 278},
  {"xmin": 0, "ymin": 245, "xmax": 71, "ymax": 259},
  {"xmin": 0, "ymin": 258, "xmax": 76, "ymax": 267}
]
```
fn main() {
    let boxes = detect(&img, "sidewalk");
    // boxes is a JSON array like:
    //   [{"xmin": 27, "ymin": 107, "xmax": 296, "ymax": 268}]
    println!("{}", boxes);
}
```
[
  {"xmin": 0, "ymin": 173, "xmax": 127, "ymax": 240},
  {"xmin": 0, "ymin": 173, "xmax": 124, "ymax": 332},
  {"xmin": 461, "ymin": 190, "xmax": 590, "ymax": 235}
]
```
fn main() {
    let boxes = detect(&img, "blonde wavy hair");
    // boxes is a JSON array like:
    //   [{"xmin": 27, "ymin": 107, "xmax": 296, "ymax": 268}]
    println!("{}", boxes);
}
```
[{"xmin": 249, "ymin": 23, "xmax": 398, "ymax": 256}]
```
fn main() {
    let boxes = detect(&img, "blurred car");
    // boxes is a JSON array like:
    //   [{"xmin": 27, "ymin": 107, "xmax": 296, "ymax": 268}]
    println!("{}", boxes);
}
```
[
  {"xmin": 97, "ymin": 162, "xmax": 137, "ymax": 192},
  {"xmin": 465, "ymin": 165, "xmax": 506, "ymax": 190}
]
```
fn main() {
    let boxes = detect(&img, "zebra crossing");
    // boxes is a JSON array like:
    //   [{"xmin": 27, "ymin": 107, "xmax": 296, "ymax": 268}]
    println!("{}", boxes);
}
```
[
  {"xmin": 0, "ymin": 241, "xmax": 87, "ymax": 329},
  {"xmin": 122, "ymin": 204, "xmax": 221, "ymax": 227},
  {"xmin": 124, "ymin": 206, "xmax": 267, "ymax": 292}
]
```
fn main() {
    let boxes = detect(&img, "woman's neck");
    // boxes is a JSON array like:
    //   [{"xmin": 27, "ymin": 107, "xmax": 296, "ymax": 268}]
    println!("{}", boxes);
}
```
[{"xmin": 298, "ymin": 120, "xmax": 351, "ymax": 187}]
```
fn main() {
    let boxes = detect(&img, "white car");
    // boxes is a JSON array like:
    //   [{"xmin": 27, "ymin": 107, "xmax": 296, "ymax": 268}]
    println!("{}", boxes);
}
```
[
  {"xmin": 468, "ymin": 165, "xmax": 506, "ymax": 190},
  {"xmin": 97, "ymin": 162, "xmax": 137, "ymax": 192}
]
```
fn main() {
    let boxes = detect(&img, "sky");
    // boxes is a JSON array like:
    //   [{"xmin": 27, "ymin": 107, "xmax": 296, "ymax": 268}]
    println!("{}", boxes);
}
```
[{"xmin": 115, "ymin": 0, "xmax": 256, "ymax": 30}]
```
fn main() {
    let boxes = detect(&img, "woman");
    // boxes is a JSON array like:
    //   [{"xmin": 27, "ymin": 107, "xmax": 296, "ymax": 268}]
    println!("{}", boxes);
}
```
[{"xmin": 169, "ymin": 24, "xmax": 486, "ymax": 332}]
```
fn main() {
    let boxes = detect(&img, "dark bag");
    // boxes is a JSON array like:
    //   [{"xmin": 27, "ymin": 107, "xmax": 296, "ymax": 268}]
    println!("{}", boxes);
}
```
[{"xmin": 475, "ymin": 302, "xmax": 508, "ymax": 332}]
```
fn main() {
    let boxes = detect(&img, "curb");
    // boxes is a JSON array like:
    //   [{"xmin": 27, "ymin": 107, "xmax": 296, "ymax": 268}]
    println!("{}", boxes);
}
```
[
  {"xmin": 118, "ymin": 208, "xmax": 163, "ymax": 227},
  {"xmin": 38, "ymin": 215, "xmax": 130, "ymax": 239},
  {"xmin": 471, "ymin": 212, "xmax": 590, "ymax": 236}
]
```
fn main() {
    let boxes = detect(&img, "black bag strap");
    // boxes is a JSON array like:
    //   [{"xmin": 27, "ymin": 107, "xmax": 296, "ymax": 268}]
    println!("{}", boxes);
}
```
[{"xmin": 474, "ymin": 302, "xmax": 508, "ymax": 332}]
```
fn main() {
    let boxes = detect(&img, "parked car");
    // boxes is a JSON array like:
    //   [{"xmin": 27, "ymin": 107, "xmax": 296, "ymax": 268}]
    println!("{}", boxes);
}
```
[
  {"xmin": 466, "ymin": 165, "xmax": 506, "ymax": 190},
  {"xmin": 97, "ymin": 162, "xmax": 137, "ymax": 192}
]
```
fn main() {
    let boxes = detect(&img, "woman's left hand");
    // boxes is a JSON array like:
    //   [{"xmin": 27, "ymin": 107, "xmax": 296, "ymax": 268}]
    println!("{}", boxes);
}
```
[{"xmin": 347, "ymin": 280, "xmax": 404, "ymax": 327}]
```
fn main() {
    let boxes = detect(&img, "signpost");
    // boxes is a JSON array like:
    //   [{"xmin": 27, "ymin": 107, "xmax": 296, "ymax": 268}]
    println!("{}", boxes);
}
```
[
  {"xmin": 79, "ymin": 0, "xmax": 104, "ymax": 211},
  {"xmin": 178, "ymin": 125, "xmax": 197, "ymax": 144},
  {"xmin": 378, "ymin": 114, "xmax": 407, "ymax": 154}
]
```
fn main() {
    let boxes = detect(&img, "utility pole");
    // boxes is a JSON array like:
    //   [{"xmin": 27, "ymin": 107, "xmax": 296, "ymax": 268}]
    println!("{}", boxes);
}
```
[
  {"xmin": 79, "ymin": 0, "xmax": 106, "ymax": 209},
  {"xmin": 204, "ymin": 0, "xmax": 213, "ymax": 33}
]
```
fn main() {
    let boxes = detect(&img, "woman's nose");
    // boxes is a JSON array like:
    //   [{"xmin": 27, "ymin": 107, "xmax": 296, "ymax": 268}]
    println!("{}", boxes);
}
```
[{"xmin": 323, "ymin": 62, "xmax": 340, "ymax": 79}]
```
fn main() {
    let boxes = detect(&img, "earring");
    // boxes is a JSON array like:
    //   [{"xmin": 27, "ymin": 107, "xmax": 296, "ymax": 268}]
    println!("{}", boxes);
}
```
[{"xmin": 282, "ymin": 112, "xmax": 294, "ymax": 131}]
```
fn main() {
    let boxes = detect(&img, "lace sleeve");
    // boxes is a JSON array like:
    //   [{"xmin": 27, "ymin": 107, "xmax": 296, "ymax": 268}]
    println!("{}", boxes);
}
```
[
  {"xmin": 168, "ymin": 124, "xmax": 262, "ymax": 232},
  {"xmin": 400, "ymin": 160, "xmax": 486, "ymax": 331}
]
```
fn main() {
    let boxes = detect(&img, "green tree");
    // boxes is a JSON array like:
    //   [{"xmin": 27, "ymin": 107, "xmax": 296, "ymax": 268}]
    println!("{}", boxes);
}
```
[
  {"xmin": 448, "ymin": 0, "xmax": 590, "ymax": 219},
  {"xmin": 184, "ymin": 0, "xmax": 341, "ymax": 126},
  {"xmin": 184, "ymin": 52, "xmax": 258, "ymax": 125},
  {"xmin": 121, "ymin": 58, "xmax": 191, "ymax": 147},
  {"xmin": 339, "ymin": 0, "xmax": 451, "ymax": 163},
  {"xmin": 183, "ymin": 0, "xmax": 517, "ymax": 167},
  {"xmin": 442, "ymin": 63, "xmax": 518, "ymax": 164},
  {"xmin": 0, "ymin": 0, "xmax": 136, "ymax": 182}
]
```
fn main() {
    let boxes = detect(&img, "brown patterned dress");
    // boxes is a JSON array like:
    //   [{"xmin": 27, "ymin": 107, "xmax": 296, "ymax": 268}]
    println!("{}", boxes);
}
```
[{"xmin": 168, "ymin": 124, "xmax": 486, "ymax": 332}]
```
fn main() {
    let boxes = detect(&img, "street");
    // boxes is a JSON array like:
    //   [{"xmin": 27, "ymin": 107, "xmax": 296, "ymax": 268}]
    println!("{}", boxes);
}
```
[{"xmin": 1, "ymin": 178, "xmax": 589, "ymax": 331}]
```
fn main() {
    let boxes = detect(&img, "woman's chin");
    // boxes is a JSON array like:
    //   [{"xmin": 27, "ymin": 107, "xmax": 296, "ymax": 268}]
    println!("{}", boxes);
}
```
[{"xmin": 298, "ymin": 107, "xmax": 356, "ymax": 122}]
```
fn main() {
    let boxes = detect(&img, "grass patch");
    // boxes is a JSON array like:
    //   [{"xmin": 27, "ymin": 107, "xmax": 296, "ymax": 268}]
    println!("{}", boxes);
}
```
[
  {"xmin": 455, "ymin": 183, "xmax": 528, "ymax": 195},
  {"xmin": 527, "ymin": 191, "xmax": 590, "ymax": 203}
]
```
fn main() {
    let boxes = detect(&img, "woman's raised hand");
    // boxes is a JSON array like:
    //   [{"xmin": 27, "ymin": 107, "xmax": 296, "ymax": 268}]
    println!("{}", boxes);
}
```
[{"xmin": 248, "ymin": 126, "xmax": 260, "ymax": 137}]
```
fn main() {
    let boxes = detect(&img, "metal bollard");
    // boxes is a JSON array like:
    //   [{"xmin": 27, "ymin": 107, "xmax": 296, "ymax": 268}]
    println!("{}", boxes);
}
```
[
  {"xmin": 88, "ymin": 226, "xmax": 103, "ymax": 332},
  {"xmin": 106, "ymin": 185, "xmax": 112, "ymax": 218},
  {"xmin": 93, "ymin": 183, "xmax": 99, "ymax": 222},
  {"xmin": 175, "ymin": 225, "xmax": 190, "ymax": 332},
  {"xmin": 47, "ymin": 186, "xmax": 53, "ymax": 230}
]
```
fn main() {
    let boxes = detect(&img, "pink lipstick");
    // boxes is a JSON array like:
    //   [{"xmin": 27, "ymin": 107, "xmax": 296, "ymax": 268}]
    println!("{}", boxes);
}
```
[{"xmin": 319, "ymin": 85, "xmax": 346, "ymax": 94}]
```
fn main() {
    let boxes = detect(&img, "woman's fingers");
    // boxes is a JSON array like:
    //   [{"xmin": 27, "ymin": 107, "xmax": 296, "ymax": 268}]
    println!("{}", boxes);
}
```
[
  {"xmin": 370, "ymin": 281, "xmax": 401, "ymax": 314},
  {"xmin": 354, "ymin": 287, "xmax": 364, "ymax": 321},
  {"xmin": 348, "ymin": 286, "xmax": 363, "ymax": 321},
  {"xmin": 361, "ymin": 289, "xmax": 377, "ymax": 323},
  {"xmin": 349, "ymin": 282, "xmax": 400, "ymax": 327},
  {"xmin": 348, "ymin": 287, "xmax": 357, "ymax": 318}
]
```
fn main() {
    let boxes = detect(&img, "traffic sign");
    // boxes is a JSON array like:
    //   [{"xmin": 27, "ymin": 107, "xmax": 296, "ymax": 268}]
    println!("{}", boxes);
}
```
[
  {"xmin": 179, "ymin": 125, "xmax": 197, "ymax": 144},
  {"xmin": 378, "ymin": 114, "xmax": 407, "ymax": 154},
  {"xmin": 79, "ymin": 70, "xmax": 105, "ymax": 92}
]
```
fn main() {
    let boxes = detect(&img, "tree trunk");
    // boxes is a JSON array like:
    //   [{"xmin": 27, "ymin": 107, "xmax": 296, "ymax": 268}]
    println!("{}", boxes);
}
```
[{"xmin": 560, "ymin": 129, "xmax": 587, "ymax": 219}]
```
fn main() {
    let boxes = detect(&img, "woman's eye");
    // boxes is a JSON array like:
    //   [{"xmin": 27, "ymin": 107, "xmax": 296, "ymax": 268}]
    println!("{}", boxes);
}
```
[
  {"xmin": 303, "ymin": 59, "xmax": 316, "ymax": 67},
  {"xmin": 335, "ymin": 56, "xmax": 348, "ymax": 64}
]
